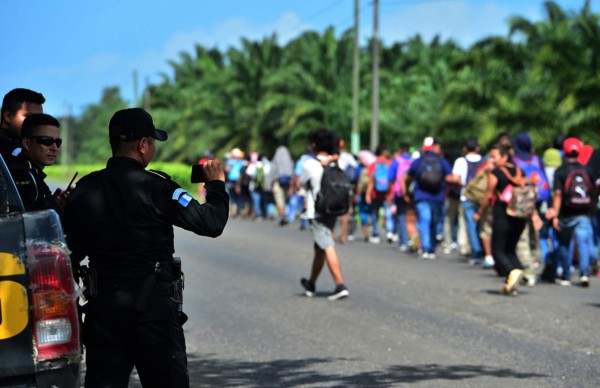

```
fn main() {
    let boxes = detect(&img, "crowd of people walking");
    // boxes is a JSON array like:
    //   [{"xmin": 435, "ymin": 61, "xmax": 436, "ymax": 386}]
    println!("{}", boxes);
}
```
[{"xmin": 219, "ymin": 131, "xmax": 600, "ymax": 297}]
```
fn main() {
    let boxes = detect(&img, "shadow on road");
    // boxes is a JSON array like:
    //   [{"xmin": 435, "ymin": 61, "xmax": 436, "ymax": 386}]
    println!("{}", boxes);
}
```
[{"xmin": 184, "ymin": 353, "xmax": 546, "ymax": 387}]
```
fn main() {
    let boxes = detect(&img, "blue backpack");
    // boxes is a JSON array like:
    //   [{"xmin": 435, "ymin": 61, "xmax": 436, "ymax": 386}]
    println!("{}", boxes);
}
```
[
  {"xmin": 514, "ymin": 156, "xmax": 550, "ymax": 202},
  {"xmin": 374, "ymin": 162, "xmax": 390, "ymax": 193}
]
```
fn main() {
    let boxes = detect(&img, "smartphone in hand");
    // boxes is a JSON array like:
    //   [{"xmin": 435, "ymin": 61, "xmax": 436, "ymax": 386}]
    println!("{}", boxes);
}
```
[{"xmin": 191, "ymin": 164, "xmax": 206, "ymax": 183}]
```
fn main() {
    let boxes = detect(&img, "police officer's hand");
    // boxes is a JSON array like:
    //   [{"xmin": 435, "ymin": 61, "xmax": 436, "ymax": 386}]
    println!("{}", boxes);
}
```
[
  {"xmin": 53, "ymin": 188, "xmax": 70, "ymax": 209},
  {"xmin": 203, "ymin": 159, "xmax": 225, "ymax": 182}
]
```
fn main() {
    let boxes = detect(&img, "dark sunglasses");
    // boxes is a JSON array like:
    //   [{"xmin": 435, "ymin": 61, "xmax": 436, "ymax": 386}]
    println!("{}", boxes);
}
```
[{"xmin": 30, "ymin": 136, "xmax": 63, "ymax": 148}]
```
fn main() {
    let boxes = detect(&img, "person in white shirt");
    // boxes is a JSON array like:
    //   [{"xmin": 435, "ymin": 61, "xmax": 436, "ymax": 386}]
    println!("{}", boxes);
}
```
[
  {"xmin": 300, "ymin": 128, "xmax": 349, "ymax": 300},
  {"xmin": 449, "ymin": 137, "xmax": 488, "ymax": 265}
]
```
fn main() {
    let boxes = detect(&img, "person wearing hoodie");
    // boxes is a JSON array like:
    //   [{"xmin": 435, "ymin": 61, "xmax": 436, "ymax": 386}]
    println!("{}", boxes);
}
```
[
  {"xmin": 512, "ymin": 133, "xmax": 549, "ymax": 286},
  {"xmin": 268, "ymin": 145, "xmax": 295, "ymax": 225}
]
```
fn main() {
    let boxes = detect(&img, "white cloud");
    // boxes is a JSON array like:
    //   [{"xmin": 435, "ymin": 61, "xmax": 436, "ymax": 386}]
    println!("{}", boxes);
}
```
[
  {"xmin": 373, "ymin": 0, "xmax": 533, "ymax": 47},
  {"xmin": 128, "ymin": 12, "xmax": 312, "ymax": 85}
]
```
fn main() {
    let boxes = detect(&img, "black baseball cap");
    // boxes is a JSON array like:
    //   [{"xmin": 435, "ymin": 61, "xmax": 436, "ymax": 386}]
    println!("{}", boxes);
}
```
[{"xmin": 109, "ymin": 108, "xmax": 168, "ymax": 142}]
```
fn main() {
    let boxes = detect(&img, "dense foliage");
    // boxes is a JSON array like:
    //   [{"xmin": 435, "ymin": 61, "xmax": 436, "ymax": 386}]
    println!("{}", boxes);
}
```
[{"xmin": 65, "ymin": 1, "xmax": 600, "ymax": 163}]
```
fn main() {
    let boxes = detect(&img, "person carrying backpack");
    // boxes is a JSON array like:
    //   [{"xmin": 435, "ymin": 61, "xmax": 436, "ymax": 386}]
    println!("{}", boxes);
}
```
[
  {"xmin": 474, "ymin": 144, "xmax": 542, "ymax": 295},
  {"xmin": 300, "ymin": 128, "xmax": 350, "ymax": 300},
  {"xmin": 365, "ymin": 145, "xmax": 394, "ymax": 244},
  {"xmin": 546, "ymin": 138, "xmax": 596, "ymax": 287},
  {"xmin": 402, "ymin": 137, "xmax": 452, "ymax": 259},
  {"xmin": 389, "ymin": 143, "xmax": 413, "ymax": 251},
  {"xmin": 449, "ymin": 137, "xmax": 486, "ymax": 265},
  {"xmin": 513, "ymin": 133, "xmax": 551, "ymax": 286},
  {"xmin": 337, "ymin": 139, "xmax": 359, "ymax": 242}
]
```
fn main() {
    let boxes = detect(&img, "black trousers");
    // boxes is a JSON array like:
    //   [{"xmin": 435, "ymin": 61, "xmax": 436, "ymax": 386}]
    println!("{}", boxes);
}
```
[
  {"xmin": 491, "ymin": 204, "xmax": 526, "ymax": 278},
  {"xmin": 83, "ymin": 292, "xmax": 188, "ymax": 388}
]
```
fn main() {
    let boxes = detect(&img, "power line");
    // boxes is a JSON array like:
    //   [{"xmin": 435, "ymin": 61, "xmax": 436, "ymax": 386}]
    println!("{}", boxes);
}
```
[
  {"xmin": 278, "ymin": 0, "xmax": 350, "ymax": 37},
  {"xmin": 379, "ymin": 0, "xmax": 458, "ymax": 6}
]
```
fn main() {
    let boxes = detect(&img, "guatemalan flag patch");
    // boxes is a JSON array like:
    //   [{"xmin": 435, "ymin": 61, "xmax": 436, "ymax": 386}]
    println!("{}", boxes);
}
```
[{"xmin": 172, "ymin": 188, "xmax": 193, "ymax": 207}]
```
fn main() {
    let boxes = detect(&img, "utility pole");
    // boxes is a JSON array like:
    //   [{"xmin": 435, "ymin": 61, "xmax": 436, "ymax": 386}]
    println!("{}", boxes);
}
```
[
  {"xmin": 133, "ymin": 70, "xmax": 139, "ymax": 107},
  {"xmin": 370, "ymin": 0, "xmax": 380, "ymax": 151},
  {"xmin": 144, "ymin": 77, "xmax": 151, "ymax": 111},
  {"xmin": 61, "ymin": 103, "xmax": 73, "ymax": 168},
  {"xmin": 351, "ymin": 0, "xmax": 360, "ymax": 155}
]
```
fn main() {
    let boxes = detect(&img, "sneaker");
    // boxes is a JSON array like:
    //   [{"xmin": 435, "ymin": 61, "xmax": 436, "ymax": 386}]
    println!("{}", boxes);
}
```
[
  {"xmin": 555, "ymin": 278, "xmax": 572, "ymax": 286},
  {"xmin": 421, "ymin": 252, "xmax": 430, "ymax": 260},
  {"xmin": 386, "ymin": 232, "xmax": 394, "ymax": 243},
  {"xmin": 500, "ymin": 285, "xmax": 518, "ymax": 296},
  {"xmin": 580, "ymin": 276, "xmax": 590, "ymax": 288},
  {"xmin": 523, "ymin": 274, "xmax": 536, "ymax": 287},
  {"xmin": 504, "ymin": 269, "xmax": 523, "ymax": 294},
  {"xmin": 443, "ymin": 247, "xmax": 452, "ymax": 255},
  {"xmin": 327, "ymin": 284, "xmax": 349, "ymax": 300},
  {"xmin": 300, "ymin": 278, "xmax": 315, "ymax": 297},
  {"xmin": 428, "ymin": 253, "xmax": 436, "ymax": 260},
  {"xmin": 482, "ymin": 255, "xmax": 495, "ymax": 269},
  {"xmin": 347, "ymin": 234, "xmax": 355, "ymax": 242},
  {"xmin": 398, "ymin": 244, "xmax": 409, "ymax": 252},
  {"xmin": 368, "ymin": 236, "xmax": 381, "ymax": 244},
  {"xmin": 468, "ymin": 258, "xmax": 482, "ymax": 266}
]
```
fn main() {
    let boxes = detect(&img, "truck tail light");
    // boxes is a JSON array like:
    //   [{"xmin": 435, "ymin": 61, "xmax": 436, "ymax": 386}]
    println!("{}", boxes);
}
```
[{"xmin": 28, "ymin": 243, "xmax": 80, "ymax": 362}]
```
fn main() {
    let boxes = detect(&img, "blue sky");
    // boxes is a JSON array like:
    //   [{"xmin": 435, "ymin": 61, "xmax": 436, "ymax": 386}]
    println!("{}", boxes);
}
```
[{"xmin": 0, "ymin": 0, "xmax": 595, "ymax": 117}]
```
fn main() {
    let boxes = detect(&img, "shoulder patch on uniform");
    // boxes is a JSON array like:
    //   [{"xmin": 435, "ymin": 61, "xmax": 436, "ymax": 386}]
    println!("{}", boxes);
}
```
[
  {"xmin": 172, "ymin": 188, "xmax": 193, "ymax": 207},
  {"xmin": 178, "ymin": 193, "xmax": 193, "ymax": 207},
  {"xmin": 147, "ymin": 169, "xmax": 171, "ymax": 180}
]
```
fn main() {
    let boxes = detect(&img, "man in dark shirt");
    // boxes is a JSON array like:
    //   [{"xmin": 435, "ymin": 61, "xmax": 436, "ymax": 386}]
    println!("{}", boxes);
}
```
[
  {"xmin": 9, "ymin": 113, "xmax": 66, "ymax": 213},
  {"xmin": 548, "ymin": 137, "xmax": 595, "ymax": 287},
  {"xmin": 63, "ymin": 108, "xmax": 229, "ymax": 387},
  {"xmin": 0, "ymin": 88, "xmax": 45, "ymax": 161}
]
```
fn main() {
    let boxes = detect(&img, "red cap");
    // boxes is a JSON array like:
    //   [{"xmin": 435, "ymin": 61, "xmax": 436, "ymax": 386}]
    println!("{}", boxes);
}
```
[{"xmin": 563, "ymin": 137, "xmax": 581, "ymax": 155}]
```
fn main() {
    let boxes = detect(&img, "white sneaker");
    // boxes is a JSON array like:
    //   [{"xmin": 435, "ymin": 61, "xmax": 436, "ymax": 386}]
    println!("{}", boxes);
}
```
[
  {"xmin": 398, "ymin": 244, "xmax": 409, "ymax": 252},
  {"xmin": 369, "ymin": 236, "xmax": 381, "ymax": 244},
  {"xmin": 386, "ymin": 232, "xmax": 394, "ymax": 243},
  {"xmin": 524, "ymin": 275, "xmax": 536, "ymax": 287},
  {"xmin": 483, "ymin": 255, "xmax": 495, "ymax": 269},
  {"xmin": 428, "ymin": 253, "xmax": 436, "ymax": 260},
  {"xmin": 580, "ymin": 276, "xmax": 590, "ymax": 287},
  {"xmin": 421, "ymin": 252, "xmax": 430, "ymax": 260}
]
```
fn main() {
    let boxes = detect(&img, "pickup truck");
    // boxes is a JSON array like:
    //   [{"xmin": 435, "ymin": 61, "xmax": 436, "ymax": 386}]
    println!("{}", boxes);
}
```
[{"xmin": 0, "ymin": 155, "xmax": 80, "ymax": 387}]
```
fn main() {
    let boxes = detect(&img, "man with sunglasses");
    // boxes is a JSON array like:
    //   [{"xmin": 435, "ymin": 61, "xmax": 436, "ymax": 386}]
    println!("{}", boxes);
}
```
[
  {"xmin": 0, "ymin": 88, "xmax": 45, "ymax": 161},
  {"xmin": 9, "ymin": 113, "xmax": 67, "ymax": 213},
  {"xmin": 63, "ymin": 108, "xmax": 229, "ymax": 388}
]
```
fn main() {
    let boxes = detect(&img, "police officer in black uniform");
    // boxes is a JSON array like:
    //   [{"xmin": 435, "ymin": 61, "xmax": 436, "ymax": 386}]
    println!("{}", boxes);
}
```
[
  {"xmin": 63, "ymin": 108, "xmax": 229, "ymax": 388},
  {"xmin": 8, "ymin": 113, "xmax": 67, "ymax": 213},
  {"xmin": 0, "ymin": 88, "xmax": 45, "ymax": 162}
]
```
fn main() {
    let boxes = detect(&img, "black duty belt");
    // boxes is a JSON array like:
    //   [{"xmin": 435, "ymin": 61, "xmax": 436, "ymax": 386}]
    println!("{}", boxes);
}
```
[{"xmin": 96, "ymin": 276, "xmax": 174, "ymax": 297}]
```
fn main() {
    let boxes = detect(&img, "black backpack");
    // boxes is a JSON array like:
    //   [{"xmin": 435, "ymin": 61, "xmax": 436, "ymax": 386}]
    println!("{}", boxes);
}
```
[
  {"xmin": 563, "ymin": 165, "xmax": 593, "ymax": 209},
  {"xmin": 417, "ymin": 153, "xmax": 443, "ymax": 193},
  {"xmin": 314, "ymin": 161, "xmax": 353, "ymax": 216}
]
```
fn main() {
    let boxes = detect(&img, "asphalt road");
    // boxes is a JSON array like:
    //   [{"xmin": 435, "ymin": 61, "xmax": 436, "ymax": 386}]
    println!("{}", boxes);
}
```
[{"xmin": 119, "ymin": 218, "xmax": 600, "ymax": 387}]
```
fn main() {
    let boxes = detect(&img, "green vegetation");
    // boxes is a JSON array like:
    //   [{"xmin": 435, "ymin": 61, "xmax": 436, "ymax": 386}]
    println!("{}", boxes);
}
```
[{"xmin": 63, "ymin": 0, "xmax": 600, "ymax": 164}]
